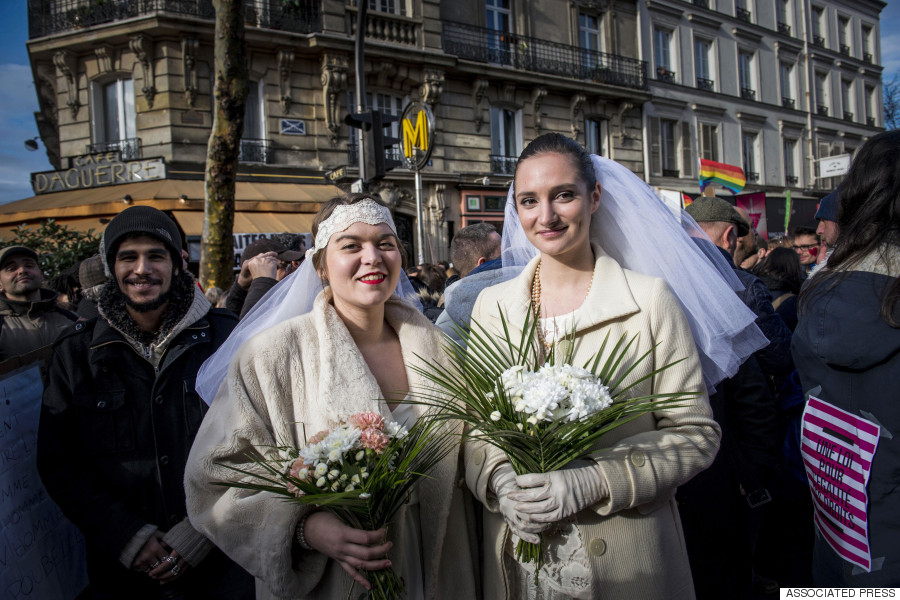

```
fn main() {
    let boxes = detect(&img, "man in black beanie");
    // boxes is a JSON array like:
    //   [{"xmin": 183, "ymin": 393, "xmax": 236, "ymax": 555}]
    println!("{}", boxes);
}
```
[{"xmin": 37, "ymin": 206, "xmax": 253, "ymax": 599}]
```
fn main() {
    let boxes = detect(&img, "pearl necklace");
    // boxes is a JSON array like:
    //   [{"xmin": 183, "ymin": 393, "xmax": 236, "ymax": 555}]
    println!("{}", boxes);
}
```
[{"xmin": 530, "ymin": 260, "xmax": 595, "ymax": 354}]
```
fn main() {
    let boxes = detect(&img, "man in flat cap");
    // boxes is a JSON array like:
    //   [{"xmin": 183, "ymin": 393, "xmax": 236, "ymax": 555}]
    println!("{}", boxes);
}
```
[
  {"xmin": 225, "ymin": 236, "xmax": 305, "ymax": 318},
  {"xmin": 37, "ymin": 206, "xmax": 253, "ymax": 599},
  {"xmin": 0, "ymin": 245, "xmax": 76, "ymax": 362}
]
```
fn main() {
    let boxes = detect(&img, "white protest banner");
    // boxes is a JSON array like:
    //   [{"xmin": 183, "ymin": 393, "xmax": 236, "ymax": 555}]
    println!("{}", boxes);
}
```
[
  {"xmin": 0, "ymin": 363, "xmax": 87, "ymax": 600},
  {"xmin": 801, "ymin": 395, "xmax": 881, "ymax": 572},
  {"xmin": 817, "ymin": 154, "xmax": 851, "ymax": 178}
]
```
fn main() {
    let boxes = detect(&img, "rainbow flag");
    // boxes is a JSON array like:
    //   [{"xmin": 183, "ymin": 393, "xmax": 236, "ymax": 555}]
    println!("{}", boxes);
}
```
[{"xmin": 699, "ymin": 159, "xmax": 746, "ymax": 195}]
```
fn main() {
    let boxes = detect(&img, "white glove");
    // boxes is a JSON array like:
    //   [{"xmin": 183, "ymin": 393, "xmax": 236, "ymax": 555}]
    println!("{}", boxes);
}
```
[
  {"xmin": 488, "ymin": 463, "xmax": 543, "ymax": 544},
  {"xmin": 508, "ymin": 460, "xmax": 609, "ymax": 529}
]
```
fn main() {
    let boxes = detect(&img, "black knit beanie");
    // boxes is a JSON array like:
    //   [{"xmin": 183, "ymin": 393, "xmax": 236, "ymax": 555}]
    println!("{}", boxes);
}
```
[{"xmin": 102, "ymin": 206, "xmax": 183, "ymax": 273}]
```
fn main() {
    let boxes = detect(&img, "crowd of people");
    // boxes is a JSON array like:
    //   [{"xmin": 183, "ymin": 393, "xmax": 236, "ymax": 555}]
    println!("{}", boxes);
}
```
[{"xmin": 2, "ymin": 129, "xmax": 897, "ymax": 599}]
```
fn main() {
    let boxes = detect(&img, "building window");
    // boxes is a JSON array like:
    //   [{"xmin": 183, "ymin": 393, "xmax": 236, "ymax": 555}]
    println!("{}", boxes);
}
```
[
  {"xmin": 698, "ymin": 122, "xmax": 719, "ymax": 161},
  {"xmin": 866, "ymin": 84, "xmax": 877, "ymax": 126},
  {"xmin": 739, "ymin": 51, "xmax": 756, "ymax": 100},
  {"xmin": 838, "ymin": 15, "xmax": 851, "ymax": 54},
  {"xmin": 694, "ymin": 38, "xmax": 714, "ymax": 91},
  {"xmin": 862, "ymin": 25, "xmax": 874, "ymax": 62},
  {"xmin": 490, "ymin": 106, "xmax": 521, "ymax": 174},
  {"xmin": 649, "ymin": 117, "xmax": 692, "ymax": 178},
  {"xmin": 741, "ymin": 131, "xmax": 759, "ymax": 183},
  {"xmin": 783, "ymin": 139, "xmax": 798, "ymax": 186},
  {"xmin": 735, "ymin": 0, "xmax": 752, "ymax": 22},
  {"xmin": 841, "ymin": 79, "xmax": 854, "ymax": 121},
  {"xmin": 815, "ymin": 72, "xmax": 829, "ymax": 116},
  {"xmin": 585, "ymin": 118, "xmax": 608, "ymax": 156},
  {"xmin": 368, "ymin": 0, "xmax": 406, "ymax": 16},
  {"xmin": 240, "ymin": 80, "xmax": 269, "ymax": 164},
  {"xmin": 812, "ymin": 6, "xmax": 825, "ymax": 45},
  {"xmin": 91, "ymin": 77, "xmax": 138, "ymax": 159},
  {"xmin": 776, "ymin": 0, "xmax": 791, "ymax": 32},
  {"xmin": 654, "ymin": 28, "xmax": 675, "ymax": 82},
  {"xmin": 579, "ymin": 13, "xmax": 604, "ymax": 72},
  {"xmin": 780, "ymin": 62, "xmax": 795, "ymax": 108},
  {"xmin": 486, "ymin": 0, "xmax": 511, "ymax": 65}
]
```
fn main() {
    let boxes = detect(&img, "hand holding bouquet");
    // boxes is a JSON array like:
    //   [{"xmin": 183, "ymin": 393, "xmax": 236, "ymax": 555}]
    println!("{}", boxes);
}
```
[
  {"xmin": 216, "ymin": 410, "xmax": 453, "ymax": 599},
  {"xmin": 414, "ymin": 310, "xmax": 696, "ymax": 581}
]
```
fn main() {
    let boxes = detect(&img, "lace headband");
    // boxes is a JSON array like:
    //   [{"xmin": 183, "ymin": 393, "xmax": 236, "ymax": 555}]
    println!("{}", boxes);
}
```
[{"xmin": 305, "ymin": 199, "xmax": 397, "ymax": 261}]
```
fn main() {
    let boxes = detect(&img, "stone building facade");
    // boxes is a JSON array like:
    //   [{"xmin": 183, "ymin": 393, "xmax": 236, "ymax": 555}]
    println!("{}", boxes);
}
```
[{"xmin": 24, "ymin": 0, "xmax": 650, "ymax": 262}]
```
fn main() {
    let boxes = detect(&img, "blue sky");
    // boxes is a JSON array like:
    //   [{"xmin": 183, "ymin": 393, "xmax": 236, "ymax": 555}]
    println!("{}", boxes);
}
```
[{"xmin": 1, "ymin": 1, "xmax": 899, "ymax": 205}]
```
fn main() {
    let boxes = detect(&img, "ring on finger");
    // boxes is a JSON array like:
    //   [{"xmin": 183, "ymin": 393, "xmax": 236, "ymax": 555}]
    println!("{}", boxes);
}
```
[
  {"xmin": 171, "ymin": 565, "xmax": 181, "ymax": 575},
  {"xmin": 149, "ymin": 560, "xmax": 163, "ymax": 569},
  {"xmin": 164, "ymin": 556, "xmax": 176, "ymax": 563}
]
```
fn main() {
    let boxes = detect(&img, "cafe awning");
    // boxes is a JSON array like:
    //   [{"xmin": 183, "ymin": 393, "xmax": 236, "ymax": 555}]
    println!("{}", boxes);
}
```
[{"xmin": 169, "ymin": 211, "xmax": 315, "ymax": 236}]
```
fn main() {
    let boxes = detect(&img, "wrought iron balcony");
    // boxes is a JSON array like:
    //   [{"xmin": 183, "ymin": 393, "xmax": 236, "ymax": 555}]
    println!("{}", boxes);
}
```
[
  {"xmin": 735, "ymin": 7, "xmax": 752, "ymax": 22},
  {"xmin": 864, "ymin": 52, "xmax": 873, "ymax": 63},
  {"xmin": 239, "ymin": 138, "xmax": 271, "ymax": 164},
  {"xmin": 442, "ymin": 21, "xmax": 648, "ymax": 91},
  {"xmin": 662, "ymin": 168, "xmax": 680, "ymax": 178},
  {"xmin": 843, "ymin": 111, "xmax": 854, "ymax": 122},
  {"xmin": 785, "ymin": 175, "xmax": 798, "ymax": 185},
  {"xmin": 28, "ymin": 0, "xmax": 322, "ymax": 39},
  {"xmin": 741, "ymin": 87, "xmax": 756, "ymax": 101},
  {"xmin": 867, "ymin": 116, "xmax": 876, "ymax": 126},
  {"xmin": 490, "ymin": 155, "xmax": 517, "ymax": 175},
  {"xmin": 782, "ymin": 97, "xmax": 795, "ymax": 109},
  {"xmin": 88, "ymin": 137, "xmax": 142, "ymax": 160},
  {"xmin": 817, "ymin": 104, "xmax": 829, "ymax": 117},
  {"xmin": 745, "ymin": 171, "xmax": 759, "ymax": 183},
  {"xmin": 692, "ymin": 0, "xmax": 709, "ymax": 8},
  {"xmin": 696, "ymin": 77, "xmax": 715, "ymax": 91},
  {"xmin": 812, "ymin": 35, "xmax": 825, "ymax": 47},
  {"xmin": 778, "ymin": 22, "xmax": 791, "ymax": 36},
  {"xmin": 656, "ymin": 67, "xmax": 676, "ymax": 83},
  {"xmin": 840, "ymin": 44, "xmax": 851, "ymax": 56}
]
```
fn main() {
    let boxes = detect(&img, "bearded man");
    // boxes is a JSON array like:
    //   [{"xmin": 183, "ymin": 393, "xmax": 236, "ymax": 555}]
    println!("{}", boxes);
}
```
[{"xmin": 37, "ymin": 206, "xmax": 253, "ymax": 600}]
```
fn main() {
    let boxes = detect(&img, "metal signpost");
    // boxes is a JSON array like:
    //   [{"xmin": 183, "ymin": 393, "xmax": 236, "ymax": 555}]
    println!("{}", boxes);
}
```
[{"xmin": 400, "ymin": 101, "xmax": 435, "ymax": 265}]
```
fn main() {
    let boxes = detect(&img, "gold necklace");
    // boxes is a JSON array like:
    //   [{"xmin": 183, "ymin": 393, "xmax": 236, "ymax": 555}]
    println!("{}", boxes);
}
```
[{"xmin": 530, "ymin": 260, "xmax": 594, "ymax": 354}]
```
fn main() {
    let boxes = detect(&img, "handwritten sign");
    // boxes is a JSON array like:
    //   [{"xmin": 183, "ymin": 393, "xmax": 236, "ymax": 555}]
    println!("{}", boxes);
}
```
[
  {"xmin": 801, "ymin": 395, "xmax": 881, "ymax": 572},
  {"xmin": 0, "ymin": 364, "xmax": 87, "ymax": 599}
]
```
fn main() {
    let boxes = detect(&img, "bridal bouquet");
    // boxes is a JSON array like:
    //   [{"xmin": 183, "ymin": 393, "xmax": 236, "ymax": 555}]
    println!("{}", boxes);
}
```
[
  {"xmin": 217, "ymin": 410, "xmax": 453, "ymax": 599},
  {"xmin": 413, "ymin": 310, "xmax": 696, "ymax": 579}
]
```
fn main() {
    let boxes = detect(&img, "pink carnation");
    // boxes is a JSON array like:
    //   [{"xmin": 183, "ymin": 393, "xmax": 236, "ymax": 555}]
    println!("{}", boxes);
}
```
[
  {"xmin": 360, "ymin": 427, "xmax": 390, "ymax": 454},
  {"xmin": 349, "ymin": 412, "xmax": 385, "ymax": 432},
  {"xmin": 308, "ymin": 430, "xmax": 329, "ymax": 446},
  {"xmin": 289, "ymin": 458, "xmax": 310, "ymax": 480}
]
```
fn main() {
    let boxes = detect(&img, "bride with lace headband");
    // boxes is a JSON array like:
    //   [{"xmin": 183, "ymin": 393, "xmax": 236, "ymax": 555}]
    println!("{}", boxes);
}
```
[
  {"xmin": 464, "ymin": 133, "xmax": 766, "ymax": 599},
  {"xmin": 185, "ymin": 194, "xmax": 478, "ymax": 600}
]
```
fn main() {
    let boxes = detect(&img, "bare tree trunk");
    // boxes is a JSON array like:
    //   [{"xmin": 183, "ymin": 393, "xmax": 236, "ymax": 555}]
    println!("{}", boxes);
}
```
[{"xmin": 200, "ymin": 0, "xmax": 248, "ymax": 290}]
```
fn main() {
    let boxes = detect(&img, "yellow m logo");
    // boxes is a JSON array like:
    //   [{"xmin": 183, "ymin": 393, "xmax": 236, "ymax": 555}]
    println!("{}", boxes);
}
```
[{"xmin": 402, "ymin": 111, "xmax": 429, "ymax": 159}]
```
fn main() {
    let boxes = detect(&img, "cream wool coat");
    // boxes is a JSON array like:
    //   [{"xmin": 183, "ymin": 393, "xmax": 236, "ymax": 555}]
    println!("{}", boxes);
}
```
[
  {"xmin": 466, "ymin": 245, "xmax": 721, "ymax": 600},
  {"xmin": 185, "ymin": 290, "xmax": 479, "ymax": 600}
]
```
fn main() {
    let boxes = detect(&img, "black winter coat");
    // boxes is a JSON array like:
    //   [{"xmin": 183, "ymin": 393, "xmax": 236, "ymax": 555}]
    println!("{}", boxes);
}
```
[{"xmin": 37, "ymin": 309, "xmax": 251, "ymax": 598}]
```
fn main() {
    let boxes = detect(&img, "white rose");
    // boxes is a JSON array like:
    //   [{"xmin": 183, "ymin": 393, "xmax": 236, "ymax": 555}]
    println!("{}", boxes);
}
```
[
  {"xmin": 316, "ymin": 476, "xmax": 327, "ymax": 488},
  {"xmin": 490, "ymin": 411, "xmax": 501, "ymax": 421}
]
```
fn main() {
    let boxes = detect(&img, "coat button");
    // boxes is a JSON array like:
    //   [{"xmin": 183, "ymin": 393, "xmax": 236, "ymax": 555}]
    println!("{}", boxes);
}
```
[
  {"xmin": 630, "ymin": 450, "xmax": 646, "ymax": 467},
  {"xmin": 75, "ymin": 322, "xmax": 84, "ymax": 331},
  {"xmin": 159, "ymin": 456, "xmax": 169, "ymax": 465},
  {"xmin": 96, "ymin": 400, "xmax": 107, "ymax": 409},
  {"xmin": 473, "ymin": 449, "xmax": 485, "ymax": 466},
  {"xmin": 192, "ymin": 335, "xmax": 198, "ymax": 340},
  {"xmin": 588, "ymin": 538, "xmax": 607, "ymax": 556},
  {"xmin": 201, "ymin": 332, "xmax": 207, "ymax": 338},
  {"xmin": 155, "ymin": 395, "xmax": 164, "ymax": 405}
]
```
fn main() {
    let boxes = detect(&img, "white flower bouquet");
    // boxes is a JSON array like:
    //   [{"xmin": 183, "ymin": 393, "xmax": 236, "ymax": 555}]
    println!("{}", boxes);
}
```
[
  {"xmin": 217, "ymin": 410, "xmax": 454, "ymax": 599},
  {"xmin": 413, "ymin": 310, "xmax": 696, "ymax": 578}
]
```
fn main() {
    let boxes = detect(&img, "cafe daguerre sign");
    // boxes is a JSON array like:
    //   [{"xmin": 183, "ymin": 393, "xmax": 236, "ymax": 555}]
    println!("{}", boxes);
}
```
[{"xmin": 31, "ymin": 152, "xmax": 166, "ymax": 195}]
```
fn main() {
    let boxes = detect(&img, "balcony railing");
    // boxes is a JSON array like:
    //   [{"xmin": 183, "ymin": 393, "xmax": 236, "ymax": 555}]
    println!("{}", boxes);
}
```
[
  {"xmin": 745, "ymin": 171, "xmax": 759, "ymax": 183},
  {"xmin": 28, "ymin": 0, "xmax": 322, "ymax": 39},
  {"xmin": 692, "ymin": 0, "xmax": 709, "ymax": 8},
  {"xmin": 777, "ymin": 22, "xmax": 791, "ymax": 35},
  {"xmin": 813, "ymin": 35, "xmax": 825, "ymax": 47},
  {"xmin": 867, "ymin": 116, "xmax": 876, "ymax": 126},
  {"xmin": 696, "ymin": 77, "xmax": 715, "ymax": 91},
  {"xmin": 735, "ymin": 7, "xmax": 752, "ymax": 22},
  {"xmin": 843, "ymin": 111, "xmax": 854, "ymax": 122},
  {"xmin": 442, "ymin": 21, "xmax": 648, "ymax": 91},
  {"xmin": 817, "ymin": 104, "xmax": 829, "ymax": 117},
  {"xmin": 491, "ymin": 155, "xmax": 517, "ymax": 175},
  {"xmin": 656, "ymin": 67, "xmax": 676, "ymax": 83},
  {"xmin": 87, "ymin": 137, "xmax": 142, "ymax": 160},
  {"xmin": 741, "ymin": 87, "xmax": 756, "ymax": 101},
  {"xmin": 782, "ymin": 97, "xmax": 795, "ymax": 109},
  {"xmin": 239, "ymin": 138, "xmax": 271, "ymax": 164},
  {"xmin": 840, "ymin": 44, "xmax": 851, "ymax": 56},
  {"xmin": 785, "ymin": 175, "xmax": 798, "ymax": 185},
  {"xmin": 662, "ymin": 168, "xmax": 680, "ymax": 178},
  {"xmin": 864, "ymin": 52, "xmax": 873, "ymax": 63}
]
